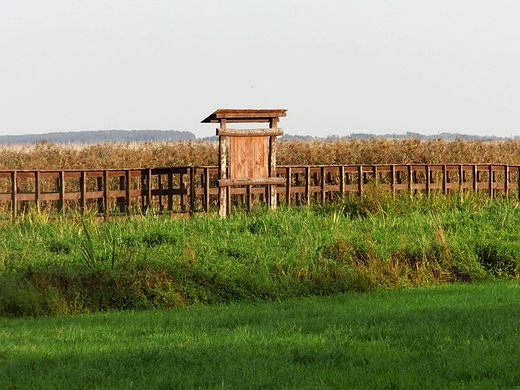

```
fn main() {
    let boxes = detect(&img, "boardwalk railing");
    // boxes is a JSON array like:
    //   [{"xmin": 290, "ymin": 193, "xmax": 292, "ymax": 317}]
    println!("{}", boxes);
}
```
[{"xmin": 1, "ymin": 164, "xmax": 519, "ymax": 217}]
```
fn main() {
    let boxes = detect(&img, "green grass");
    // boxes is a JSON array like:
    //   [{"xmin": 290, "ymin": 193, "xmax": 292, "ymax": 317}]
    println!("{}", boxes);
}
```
[
  {"xmin": 1, "ymin": 192, "xmax": 520, "ymax": 316},
  {"xmin": 1, "ymin": 280, "xmax": 519, "ymax": 389}
]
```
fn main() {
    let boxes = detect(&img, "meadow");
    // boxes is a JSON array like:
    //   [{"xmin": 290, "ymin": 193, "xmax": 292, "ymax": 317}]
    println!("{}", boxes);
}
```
[
  {"xmin": 1, "ymin": 191, "xmax": 519, "ymax": 317},
  {"xmin": 1, "ymin": 138, "xmax": 520, "ymax": 388},
  {"xmin": 1, "ymin": 280, "xmax": 519, "ymax": 389}
]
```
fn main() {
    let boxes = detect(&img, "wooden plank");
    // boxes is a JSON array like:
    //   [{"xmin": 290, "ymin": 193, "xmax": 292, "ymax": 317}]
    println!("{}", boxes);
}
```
[
  {"xmin": 219, "ymin": 177, "xmax": 285, "ymax": 187},
  {"xmin": 216, "ymin": 128, "xmax": 284, "ymax": 137},
  {"xmin": 202, "ymin": 109, "xmax": 287, "ymax": 123},
  {"xmin": 229, "ymin": 136, "xmax": 269, "ymax": 179}
]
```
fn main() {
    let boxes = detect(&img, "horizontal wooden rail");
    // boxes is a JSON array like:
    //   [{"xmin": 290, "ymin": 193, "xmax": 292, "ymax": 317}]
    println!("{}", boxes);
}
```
[{"xmin": 1, "ymin": 164, "xmax": 519, "ymax": 217}]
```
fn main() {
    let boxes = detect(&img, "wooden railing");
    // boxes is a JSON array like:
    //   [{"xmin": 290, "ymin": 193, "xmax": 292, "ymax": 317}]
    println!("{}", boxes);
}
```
[{"xmin": 1, "ymin": 164, "xmax": 519, "ymax": 217}]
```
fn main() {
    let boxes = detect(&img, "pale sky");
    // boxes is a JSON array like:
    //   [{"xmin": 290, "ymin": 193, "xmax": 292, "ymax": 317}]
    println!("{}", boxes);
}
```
[{"xmin": 1, "ymin": 1, "xmax": 519, "ymax": 139}]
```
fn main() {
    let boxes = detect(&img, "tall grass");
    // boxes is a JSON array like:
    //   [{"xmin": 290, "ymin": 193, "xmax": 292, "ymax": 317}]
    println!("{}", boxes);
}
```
[{"xmin": 1, "ymin": 193, "xmax": 519, "ymax": 317}]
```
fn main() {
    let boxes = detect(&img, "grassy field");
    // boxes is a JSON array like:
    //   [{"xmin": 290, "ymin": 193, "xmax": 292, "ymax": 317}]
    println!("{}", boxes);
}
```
[
  {"xmin": 1, "ymin": 280, "xmax": 519, "ymax": 389},
  {"xmin": 1, "ymin": 192, "xmax": 519, "ymax": 317}
]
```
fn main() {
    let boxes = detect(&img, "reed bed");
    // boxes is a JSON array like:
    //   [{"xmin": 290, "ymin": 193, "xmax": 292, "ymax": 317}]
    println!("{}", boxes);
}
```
[{"xmin": 2, "ymin": 138, "xmax": 520, "ymax": 170}]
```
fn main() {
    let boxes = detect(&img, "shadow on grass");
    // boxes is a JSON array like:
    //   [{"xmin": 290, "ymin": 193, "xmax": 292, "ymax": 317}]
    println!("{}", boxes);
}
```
[{"xmin": 2, "ymin": 282, "xmax": 519, "ymax": 389}]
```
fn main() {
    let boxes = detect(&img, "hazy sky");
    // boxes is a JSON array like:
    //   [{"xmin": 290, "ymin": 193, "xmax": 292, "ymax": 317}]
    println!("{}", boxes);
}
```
[{"xmin": 1, "ymin": 1, "xmax": 519, "ymax": 138}]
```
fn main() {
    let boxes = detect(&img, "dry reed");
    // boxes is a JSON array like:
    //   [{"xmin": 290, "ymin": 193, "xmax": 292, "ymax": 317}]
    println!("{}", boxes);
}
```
[{"xmin": 1, "ymin": 138, "xmax": 520, "ymax": 170}]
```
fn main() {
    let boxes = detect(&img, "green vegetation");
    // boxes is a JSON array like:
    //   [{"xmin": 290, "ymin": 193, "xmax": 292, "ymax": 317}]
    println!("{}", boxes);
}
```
[
  {"xmin": 1, "ymin": 192, "xmax": 519, "ymax": 317},
  {"xmin": 1, "ymin": 281, "xmax": 519, "ymax": 389}
]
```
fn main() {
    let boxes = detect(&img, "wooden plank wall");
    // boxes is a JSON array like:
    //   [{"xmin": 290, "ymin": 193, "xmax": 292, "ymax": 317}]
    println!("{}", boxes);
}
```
[{"xmin": 1, "ymin": 164, "xmax": 519, "ymax": 217}]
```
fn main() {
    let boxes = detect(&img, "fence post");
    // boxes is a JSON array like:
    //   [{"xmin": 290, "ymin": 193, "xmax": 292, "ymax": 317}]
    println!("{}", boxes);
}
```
[
  {"xmin": 126, "ymin": 170, "xmax": 131, "ymax": 215},
  {"xmin": 286, "ymin": 166, "xmax": 292, "ymax": 206},
  {"xmin": 426, "ymin": 165, "xmax": 431, "ymax": 195},
  {"xmin": 59, "ymin": 171, "xmax": 65, "ymax": 216},
  {"xmin": 189, "ymin": 166, "xmax": 196, "ymax": 213},
  {"xmin": 35, "ymin": 171, "xmax": 41, "ymax": 213},
  {"xmin": 358, "ymin": 165, "xmax": 363, "ymax": 197},
  {"xmin": 339, "ymin": 166, "xmax": 345, "ymax": 198},
  {"xmin": 504, "ymin": 165, "xmax": 509, "ymax": 198},
  {"xmin": 391, "ymin": 165, "xmax": 396, "ymax": 198},
  {"xmin": 442, "ymin": 165, "xmax": 448, "ymax": 195},
  {"xmin": 103, "ymin": 170, "xmax": 110, "ymax": 218},
  {"xmin": 488, "ymin": 165, "xmax": 493, "ymax": 198},
  {"xmin": 320, "ymin": 166, "xmax": 326, "ymax": 203},
  {"xmin": 408, "ymin": 165, "xmax": 413, "ymax": 196},
  {"xmin": 80, "ymin": 171, "xmax": 86, "ymax": 212},
  {"xmin": 11, "ymin": 171, "xmax": 17, "ymax": 218}
]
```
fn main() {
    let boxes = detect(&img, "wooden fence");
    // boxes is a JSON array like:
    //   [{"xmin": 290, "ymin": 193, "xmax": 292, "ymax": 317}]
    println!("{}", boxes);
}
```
[{"xmin": 1, "ymin": 164, "xmax": 519, "ymax": 217}]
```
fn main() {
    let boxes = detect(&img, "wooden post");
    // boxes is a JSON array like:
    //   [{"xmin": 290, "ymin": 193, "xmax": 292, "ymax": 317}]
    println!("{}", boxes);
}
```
[
  {"xmin": 246, "ymin": 185, "xmax": 252, "ymax": 212},
  {"xmin": 119, "ymin": 175, "xmax": 126, "ymax": 213},
  {"xmin": 391, "ymin": 164, "xmax": 396, "ymax": 198},
  {"xmin": 320, "ymin": 166, "xmax": 326, "ymax": 204},
  {"xmin": 408, "ymin": 165, "xmax": 413, "ymax": 196},
  {"xmin": 295, "ymin": 172, "xmax": 301, "ymax": 205},
  {"xmin": 426, "ymin": 165, "xmax": 431, "ymax": 195},
  {"xmin": 158, "ymin": 174, "xmax": 164, "ymax": 212},
  {"xmin": 473, "ymin": 165, "xmax": 478, "ymax": 193},
  {"xmin": 489, "ymin": 165, "xmax": 493, "ymax": 198},
  {"xmin": 103, "ymin": 170, "xmax": 109, "ymax": 218},
  {"xmin": 219, "ymin": 119, "xmax": 227, "ymax": 218},
  {"xmin": 80, "ymin": 171, "xmax": 87, "ymax": 212},
  {"xmin": 35, "ymin": 171, "xmax": 41, "ymax": 213},
  {"xmin": 269, "ymin": 117, "xmax": 278, "ymax": 210},
  {"xmin": 11, "ymin": 171, "xmax": 17, "ymax": 218},
  {"xmin": 458, "ymin": 165, "xmax": 463, "ymax": 194},
  {"xmin": 340, "ymin": 166, "xmax": 345, "ymax": 198},
  {"xmin": 358, "ymin": 165, "xmax": 363, "ymax": 197},
  {"xmin": 204, "ymin": 167, "xmax": 210, "ymax": 212},
  {"xmin": 97, "ymin": 176, "xmax": 103, "ymax": 214},
  {"xmin": 286, "ymin": 166, "xmax": 292, "ymax": 206},
  {"xmin": 125, "ymin": 170, "xmax": 131, "ymax": 215},
  {"xmin": 442, "ymin": 165, "xmax": 447, "ymax": 195},
  {"xmin": 305, "ymin": 166, "xmax": 311, "ymax": 206},
  {"xmin": 504, "ymin": 165, "xmax": 509, "ymax": 198},
  {"xmin": 59, "ymin": 171, "xmax": 66, "ymax": 216},
  {"xmin": 189, "ymin": 166, "xmax": 196, "ymax": 213},
  {"xmin": 180, "ymin": 171, "xmax": 186, "ymax": 212}
]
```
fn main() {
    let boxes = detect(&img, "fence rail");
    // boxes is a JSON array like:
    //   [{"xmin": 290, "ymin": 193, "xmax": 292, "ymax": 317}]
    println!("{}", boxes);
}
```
[{"xmin": 1, "ymin": 164, "xmax": 519, "ymax": 217}]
